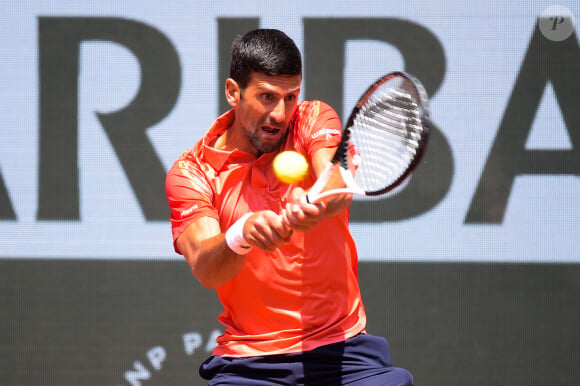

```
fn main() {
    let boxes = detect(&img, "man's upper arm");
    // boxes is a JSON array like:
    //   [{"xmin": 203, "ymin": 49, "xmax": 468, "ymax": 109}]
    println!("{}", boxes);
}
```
[
  {"xmin": 166, "ymin": 158, "xmax": 219, "ymax": 253},
  {"xmin": 175, "ymin": 216, "xmax": 221, "ymax": 260},
  {"xmin": 296, "ymin": 101, "xmax": 342, "ymax": 166},
  {"xmin": 311, "ymin": 146, "xmax": 335, "ymax": 177},
  {"xmin": 299, "ymin": 101, "xmax": 343, "ymax": 177}
]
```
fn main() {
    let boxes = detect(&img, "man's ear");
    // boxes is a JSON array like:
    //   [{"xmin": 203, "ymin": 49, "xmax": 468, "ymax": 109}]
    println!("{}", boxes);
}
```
[{"xmin": 225, "ymin": 78, "xmax": 241, "ymax": 107}]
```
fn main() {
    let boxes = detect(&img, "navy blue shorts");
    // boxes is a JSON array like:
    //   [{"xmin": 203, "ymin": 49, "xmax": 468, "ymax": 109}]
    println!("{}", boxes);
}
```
[{"xmin": 199, "ymin": 333, "xmax": 413, "ymax": 385}]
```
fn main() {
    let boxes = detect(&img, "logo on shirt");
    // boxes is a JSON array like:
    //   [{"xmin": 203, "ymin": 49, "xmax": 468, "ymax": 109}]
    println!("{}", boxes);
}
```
[
  {"xmin": 180, "ymin": 204, "xmax": 199, "ymax": 218},
  {"xmin": 311, "ymin": 128, "xmax": 341, "ymax": 141}
]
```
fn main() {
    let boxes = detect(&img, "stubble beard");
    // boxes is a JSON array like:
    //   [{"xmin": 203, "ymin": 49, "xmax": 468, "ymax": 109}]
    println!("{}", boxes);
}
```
[{"xmin": 248, "ymin": 129, "xmax": 288, "ymax": 154}]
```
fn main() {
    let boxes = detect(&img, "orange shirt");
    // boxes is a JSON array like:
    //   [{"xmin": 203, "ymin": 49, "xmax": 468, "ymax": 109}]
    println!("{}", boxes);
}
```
[{"xmin": 166, "ymin": 101, "xmax": 366, "ymax": 357}]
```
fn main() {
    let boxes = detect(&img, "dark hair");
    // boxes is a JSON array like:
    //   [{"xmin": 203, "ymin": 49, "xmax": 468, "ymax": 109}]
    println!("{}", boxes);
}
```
[{"xmin": 229, "ymin": 29, "xmax": 302, "ymax": 88}]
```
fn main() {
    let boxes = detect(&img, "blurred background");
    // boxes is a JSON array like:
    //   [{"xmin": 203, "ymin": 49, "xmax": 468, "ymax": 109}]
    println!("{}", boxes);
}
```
[{"xmin": 0, "ymin": 1, "xmax": 578, "ymax": 385}]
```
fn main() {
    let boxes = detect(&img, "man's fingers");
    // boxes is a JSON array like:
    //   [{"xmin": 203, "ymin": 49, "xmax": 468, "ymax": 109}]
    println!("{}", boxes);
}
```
[
  {"xmin": 283, "ymin": 202, "xmax": 325, "ymax": 232},
  {"xmin": 245, "ymin": 211, "xmax": 293, "ymax": 251}
]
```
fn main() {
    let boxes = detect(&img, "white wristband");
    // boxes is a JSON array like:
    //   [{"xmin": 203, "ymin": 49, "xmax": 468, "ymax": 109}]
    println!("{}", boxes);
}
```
[{"xmin": 225, "ymin": 212, "xmax": 253, "ymax": 255}]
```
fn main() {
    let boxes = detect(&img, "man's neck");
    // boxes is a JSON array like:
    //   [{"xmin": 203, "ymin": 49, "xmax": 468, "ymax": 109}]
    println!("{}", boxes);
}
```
[{"xmin": 214, "ymin": 122, "xmax": 260, "ymax": 157}]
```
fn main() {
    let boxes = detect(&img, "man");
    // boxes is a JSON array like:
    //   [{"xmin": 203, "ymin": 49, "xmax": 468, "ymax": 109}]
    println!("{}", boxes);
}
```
[{"xmin": 166, "ymin": 28, "xmax": 413, "ymax": 385}]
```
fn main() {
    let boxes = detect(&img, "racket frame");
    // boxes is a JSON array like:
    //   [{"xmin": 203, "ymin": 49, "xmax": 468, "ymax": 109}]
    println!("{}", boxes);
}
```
[{"xmin": 305, "ymin": 71, "xmax": 431, "ymax": 203}]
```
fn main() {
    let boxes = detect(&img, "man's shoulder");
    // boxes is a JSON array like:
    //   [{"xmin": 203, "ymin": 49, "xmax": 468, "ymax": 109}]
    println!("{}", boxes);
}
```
[
  {"xmin": 298, "ymin": 100, "xmax": 335, "ymax": 113},
  {"xmin": 168, "ymin": 144, "xmax": 206, "ymax": 178},
  {"xmin": 166, "ymin": 145, "xmax": 215, "ymax": 201},
  {"xmin": 293, "ymin": 100, "xmax": 339, "ymax": 127}
]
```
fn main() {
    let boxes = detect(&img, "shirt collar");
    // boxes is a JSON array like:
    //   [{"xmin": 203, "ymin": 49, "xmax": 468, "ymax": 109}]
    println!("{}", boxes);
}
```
[{"xmin": 202, "ymin": 109, "xmax": 257, "ymax": 171}]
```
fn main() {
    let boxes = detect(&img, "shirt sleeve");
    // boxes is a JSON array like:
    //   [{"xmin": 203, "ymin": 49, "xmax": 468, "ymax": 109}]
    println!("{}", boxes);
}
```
[
  {"xmin": 293, "ymin": 101, "xmax": 343, "ymax": 159},
  {"xmin": 165, "ymin": 157, "xmax": 219, "ymax": 253}
]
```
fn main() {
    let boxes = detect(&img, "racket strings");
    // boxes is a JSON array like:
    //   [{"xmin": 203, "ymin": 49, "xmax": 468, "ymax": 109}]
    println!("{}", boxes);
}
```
[
  {"xmin": 365, "ymin": 90, "xmax": 423, "ymax": 143},
  {"xmin": 350, "ymin": 85, "xmax": 425, "ymax": 192}
]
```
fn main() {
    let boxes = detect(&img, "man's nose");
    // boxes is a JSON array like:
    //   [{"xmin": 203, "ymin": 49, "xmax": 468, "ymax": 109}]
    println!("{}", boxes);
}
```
[{"xmin": 270, "ymin": 99, "xmax": 286, "ymax": 124}]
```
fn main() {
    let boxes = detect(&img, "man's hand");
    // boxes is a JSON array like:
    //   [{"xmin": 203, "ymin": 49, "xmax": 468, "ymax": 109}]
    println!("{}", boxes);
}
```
[
  {"xmin": 243, "ymin": 210, "xmax": 294, "ymax": 252},
  {"xmin": 280, "ymin": 187, "xmax": 326, "ymax": 232}
]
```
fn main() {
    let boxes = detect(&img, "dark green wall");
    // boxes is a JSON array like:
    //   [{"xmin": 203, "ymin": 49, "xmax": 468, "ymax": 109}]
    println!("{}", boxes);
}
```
[{"xmin": 1, "ymin": 260, "xmax": 578, "ymax": 385}]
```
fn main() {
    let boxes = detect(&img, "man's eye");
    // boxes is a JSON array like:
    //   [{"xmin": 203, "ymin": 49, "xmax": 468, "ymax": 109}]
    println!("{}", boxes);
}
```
[{"xmin": 285, "ymin": 95, "xmax": 297, "ymax": 103}]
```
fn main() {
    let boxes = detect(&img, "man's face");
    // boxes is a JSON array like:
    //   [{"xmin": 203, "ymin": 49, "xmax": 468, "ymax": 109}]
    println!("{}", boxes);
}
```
[{"xmin": 235, "ymin": 72, "xmax": 301, "ymax": 154}]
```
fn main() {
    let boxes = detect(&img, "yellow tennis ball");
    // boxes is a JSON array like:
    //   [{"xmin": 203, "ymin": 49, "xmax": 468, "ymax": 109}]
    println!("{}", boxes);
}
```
[{"xmin": 273, "ymin": 151, "xmax": 309, "ymax": 184}]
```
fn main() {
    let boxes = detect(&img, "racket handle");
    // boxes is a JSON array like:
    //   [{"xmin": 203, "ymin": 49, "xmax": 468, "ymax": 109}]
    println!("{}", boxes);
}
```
[
  {"xmin": 305, "ymin": 162, "xmax": 334, "ymax": 203},
  {"xmin": 305, "ymin": 188, "xmax": 359, "ymax": 204},
  {"xmin": 305, "ymin": 163, "xmax": 361, "ymax": 203}
]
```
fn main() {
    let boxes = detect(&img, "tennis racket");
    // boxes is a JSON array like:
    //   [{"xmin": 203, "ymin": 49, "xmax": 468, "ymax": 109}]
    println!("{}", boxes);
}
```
[{"xmin": 304, "ymin": 71, "xmax": 431, "ymax": 204}]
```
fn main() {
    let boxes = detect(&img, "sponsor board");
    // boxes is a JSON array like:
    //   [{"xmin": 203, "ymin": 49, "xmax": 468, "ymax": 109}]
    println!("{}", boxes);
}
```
[{"xmin": 0, "ymin": 1, "xmax": 578, "ymax": 262}]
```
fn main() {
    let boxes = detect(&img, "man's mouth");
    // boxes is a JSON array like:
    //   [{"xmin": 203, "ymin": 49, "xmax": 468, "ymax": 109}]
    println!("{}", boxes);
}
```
[{"xmin": 261, "ymin": 125, "xmax": 281, "ymax": 136}]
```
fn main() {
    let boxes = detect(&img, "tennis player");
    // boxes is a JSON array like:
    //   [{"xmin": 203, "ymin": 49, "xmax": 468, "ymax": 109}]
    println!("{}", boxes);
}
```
[{"xmin": 166, "ymin": 28, "xmax": 413, "ymax": 385}]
